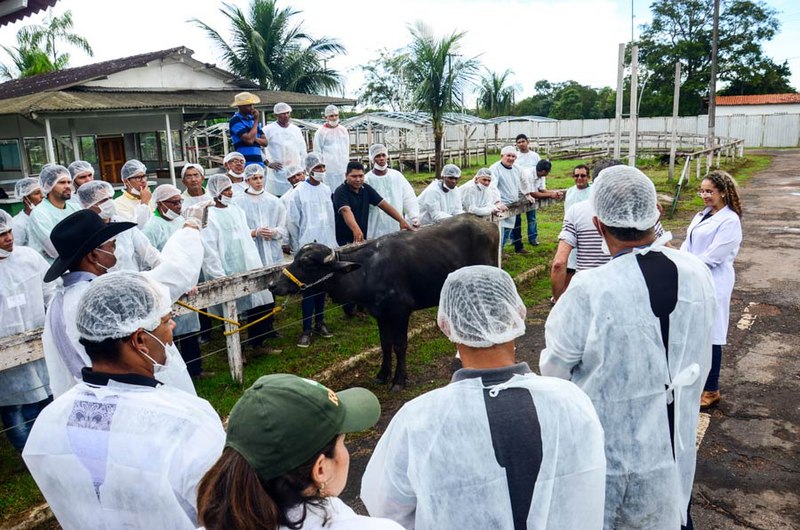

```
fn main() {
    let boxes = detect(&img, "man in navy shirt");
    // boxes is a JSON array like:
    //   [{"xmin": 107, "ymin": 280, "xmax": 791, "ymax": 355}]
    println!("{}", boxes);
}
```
[
  {"xmin": 229, "ymin": 92, "xmax": 268, "ymax": 165},
  {"xmin": 332, "ymin": 162, "xmax": 412, "ymax": 246}
]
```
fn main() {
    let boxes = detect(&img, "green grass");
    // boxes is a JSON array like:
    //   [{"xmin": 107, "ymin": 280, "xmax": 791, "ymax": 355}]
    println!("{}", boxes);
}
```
[{"xmin": 0, "ymin": 152, "xmax": 769, "ymax": 527}]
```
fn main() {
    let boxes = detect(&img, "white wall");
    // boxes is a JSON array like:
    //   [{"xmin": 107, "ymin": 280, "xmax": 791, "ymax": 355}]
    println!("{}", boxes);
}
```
[
  {"xmin": 717, "ymin": 104, "xmax": 800, "ymax": 116},
  {"xmin": 83, "ymin": 60, "xmax": 233, "ymax": 90}
]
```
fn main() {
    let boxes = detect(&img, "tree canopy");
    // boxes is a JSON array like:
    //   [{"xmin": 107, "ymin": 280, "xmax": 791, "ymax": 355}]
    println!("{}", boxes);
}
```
[{"xmin": 477, "ymin": 69, "xmax": 517, "ymax": 117}]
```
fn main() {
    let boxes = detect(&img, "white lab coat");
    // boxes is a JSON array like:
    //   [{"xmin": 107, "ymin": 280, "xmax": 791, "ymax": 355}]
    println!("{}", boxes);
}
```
[
  {"xmin": 540, "ymin": 240, "xmax": 716, "ymax": 528},
  {"xmin": 418, "ymin": 180, "xmax": 463, "ymax": 226},
  {"xmin": 361, "ymin": 370, "xmax": 607, "ymax": 529},
  {"xmin": 264, "ymin": 122, "xmax": 307, "ymax": 197},
  {"xmin": 27, "ymin": 198, "xmax": 81, "ymax": 262},
  {"xmin": 285, "ymin": 180, "xmax": 337, "ymax": 251},
  {"xmin": 489, "ymin": 161, "xmax": 527, "ymax": 229},
  {"xmin": 233, "ymin": 190, "xmax": 287, "ymax": 267},
  {"xmin": 460, "ymin": 181, "xmax": 501, "ymax": 216},
  {"xmin": 114, "ymin": 192, "xmax": 152, "ymax": 228},
  {"xmin": 680, "ymin": 205, "xmax": 742, "ymax": 345},
  {"xmin": 201, "ymin": 204, "xmax": 273, "ymax": 313},
  {"xmin": 43, "ymin": 227, "xmax": 204, "ymax": 397},
  {"xmin": 0, "ymin": 247, "xmax": 54, "ymax": 406},
  {"xmin": 111, "ymin": 215, "xmax": 162, "ymax": 273},
  {"xmin": 22, "ymin": 380, "xmax": 225, "ymax": 530},
  {"xmin": 181, "ymin": 189, "xmax": 212, "ymax": 209},
  {"xmin": 12, "ymin": 210, "xmax": 31, "ymax": 246},
  {"xmin": 364, "ymin": 169, "xmax": 419, "ymax": 238},
  {"xmin": 315, "ymin": 124, "xmax": 350, "ymax": 193}
]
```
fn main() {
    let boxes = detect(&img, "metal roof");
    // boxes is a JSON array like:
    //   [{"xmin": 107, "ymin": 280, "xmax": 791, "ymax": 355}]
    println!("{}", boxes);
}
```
[
  {"xmin": 341, "ymin": 111, "xmax": 489, "ymax": 130},
  {"xmin": 716, "ymin": 94, "xmax": 800, "ymax": 106},
  {"xmin": 0, "ymin": 0, "xmax": 59, "ymax": 27},
  {"xmin": 486, "ymin": 115, "xmax": 557, "ymax": 123}
]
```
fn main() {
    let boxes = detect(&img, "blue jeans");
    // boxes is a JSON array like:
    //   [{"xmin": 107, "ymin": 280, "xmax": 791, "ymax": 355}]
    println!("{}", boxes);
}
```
[
  {"xmin": 704, "ymin": 345, "xmax": 722, "ymax": 392},
  {"xmin": 511, "ymin": 210, "xmax": 538, "ymax": 247},
  {"xmin": 1, "ymin": 396, "xmax": 52, "ymax": 451},
  {"xmin": 301, "ymin": 291, "xmax": 326, "ymax": 332}
]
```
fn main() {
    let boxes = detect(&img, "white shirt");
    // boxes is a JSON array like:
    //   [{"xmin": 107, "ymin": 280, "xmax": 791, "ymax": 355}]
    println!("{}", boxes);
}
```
[
  {"xmin": 12, "ymin": 210, "xmax": 31, "ymax": 246},
  {"xmin": 181, "ymin": 189, "xmax": 212, "ymax": 209},
  {"xmin": 515, "ymin": 150, "xmax": 542, "ymax": 191}
]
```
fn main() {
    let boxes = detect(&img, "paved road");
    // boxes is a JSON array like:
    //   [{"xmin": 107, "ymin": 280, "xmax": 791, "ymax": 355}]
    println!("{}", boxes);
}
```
[{"xmin": 688, "ymin": 150, "xmax": 800, "ymax": 529}]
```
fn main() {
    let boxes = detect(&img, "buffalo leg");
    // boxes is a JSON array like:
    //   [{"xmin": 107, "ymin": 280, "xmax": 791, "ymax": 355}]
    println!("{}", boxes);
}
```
[
  {"xmin": 390, "ymin": 313, "xmax": 411, "ymax": 392},
  {"xmin": 375, "ymin": 318, "xmax": 394, "ymax": 385}
]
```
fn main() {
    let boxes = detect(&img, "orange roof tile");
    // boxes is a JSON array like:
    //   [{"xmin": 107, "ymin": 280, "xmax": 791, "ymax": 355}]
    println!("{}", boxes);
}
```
[{"xmin": 717, "ymin": 94, "xmax": 800, "ymax": 106}]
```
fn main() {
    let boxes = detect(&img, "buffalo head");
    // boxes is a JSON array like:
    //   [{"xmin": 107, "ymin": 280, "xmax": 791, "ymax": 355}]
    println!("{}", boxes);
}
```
[{"xmin": 268, "ymin": 243, "xmax": 361, "ymax": 295}]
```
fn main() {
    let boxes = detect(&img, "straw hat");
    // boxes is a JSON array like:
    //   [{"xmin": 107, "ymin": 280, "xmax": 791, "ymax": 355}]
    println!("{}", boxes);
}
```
[{"xmin": 231, "ymin": 92, "xmax": 261, "ymax": 107}]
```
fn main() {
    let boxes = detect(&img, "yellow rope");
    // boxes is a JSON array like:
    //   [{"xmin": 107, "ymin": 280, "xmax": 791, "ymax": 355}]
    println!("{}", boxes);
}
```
[
  {"xmin": 175, "ymin": 300, "xmax": 240, "ymax": 327},
  {"xmin": 282, "ymin": 267, "xmax": 306, "ymax": 288},
  {"xmin": 223, "ymin": 306, "xmax": 284, "ymax": 336}
]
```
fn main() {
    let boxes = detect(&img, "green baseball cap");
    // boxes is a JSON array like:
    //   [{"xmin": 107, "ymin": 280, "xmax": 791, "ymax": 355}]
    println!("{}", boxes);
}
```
[{"xmin": 225, "ymin": 374, "xmax": 381, "ymax": 483}]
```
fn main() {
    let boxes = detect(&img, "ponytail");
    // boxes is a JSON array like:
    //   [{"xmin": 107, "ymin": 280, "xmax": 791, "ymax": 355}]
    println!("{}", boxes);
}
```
[{"xmin": 704, "ymin": 170, "xmax": 742, "ymax": 217}]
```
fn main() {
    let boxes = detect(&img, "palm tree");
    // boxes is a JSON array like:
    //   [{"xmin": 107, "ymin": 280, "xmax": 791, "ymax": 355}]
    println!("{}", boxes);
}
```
[
  {"xmin": 405, "ymin": 22, "xmax": 480, "ymax": 177},
  {"xmin": 25, "ymin": 10, "xmax": 93, "ymax": 66},
  {"xmin": 477, "ymin": 69, "xmax": 517, "ymax": 117},
  {"xmin": 0, "ymin": 29, "xmax": 59, "ymax": 80},
  {"xmin": 192, "ymin": 0, "xmax": 346, "ymax": 93}
]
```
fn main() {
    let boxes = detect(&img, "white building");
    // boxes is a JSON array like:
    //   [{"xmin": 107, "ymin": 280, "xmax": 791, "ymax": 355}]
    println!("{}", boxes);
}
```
[{"xmin": 716, "ymin": 94, "xmax": 800, "ymax": 116}]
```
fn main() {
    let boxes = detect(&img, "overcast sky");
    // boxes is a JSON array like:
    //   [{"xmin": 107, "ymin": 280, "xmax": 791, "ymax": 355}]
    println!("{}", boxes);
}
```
[{"xmin": 1, "ymin": 0, "xmax": 798, "ymax": 107}]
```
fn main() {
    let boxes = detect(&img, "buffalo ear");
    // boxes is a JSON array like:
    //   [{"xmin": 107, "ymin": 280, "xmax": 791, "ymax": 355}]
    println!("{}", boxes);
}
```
[{"xmin": 331, "ymin": 261, "xmax": 361, "ymax": 274}]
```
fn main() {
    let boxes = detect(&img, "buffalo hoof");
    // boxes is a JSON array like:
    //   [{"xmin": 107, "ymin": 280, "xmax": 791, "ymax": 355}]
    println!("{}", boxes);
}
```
[
  {"xmin": 374, "ymin": 372, "xmax": 390, "ymax": 385},
  {"xmin": 390, "ymin": 383, "xmax": 405, "ymax": 393}
]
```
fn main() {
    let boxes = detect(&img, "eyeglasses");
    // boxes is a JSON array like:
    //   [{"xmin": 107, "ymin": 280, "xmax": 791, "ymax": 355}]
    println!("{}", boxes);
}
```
[
  {"xmin": 162, "ymin": 199, "xmax": 183, "ymax": 206},
  {"xmin": 574, "ymin": 174, "xmax": 589, "ymax": 178},
  {"xmin": 697, "ymin": 190, "xmax": 717, "ymax": 197}
]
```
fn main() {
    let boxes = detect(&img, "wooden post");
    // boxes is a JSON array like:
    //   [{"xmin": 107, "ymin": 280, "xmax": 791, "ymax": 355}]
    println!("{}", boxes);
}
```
[
  {"xmin": 415, "ymin": 147, "xmax": 419, "ymax": 174},
  {"xmin": 165, "ymin": 114, "xmax": 177, "ymax": 187},
  {"xmin": 695, "ymin": 156, "xmax": 701, "ymax": 181},
  {"xmin": 222, "ymin": 301, "xmax": 244, "ymax": 384},
  {"xmin": 193, "ymin": 136, "xmax": 200, "ymax": 164}
]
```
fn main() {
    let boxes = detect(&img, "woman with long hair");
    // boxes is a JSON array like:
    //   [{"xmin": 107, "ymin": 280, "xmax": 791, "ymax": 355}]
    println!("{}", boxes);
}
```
[
  {"xmin": 681, "ymin": 170, "xmax": 743, "ymax": 408},
  {"xmin": 197, "ymin": 374, "xmax": 403, "ymax": 530}
]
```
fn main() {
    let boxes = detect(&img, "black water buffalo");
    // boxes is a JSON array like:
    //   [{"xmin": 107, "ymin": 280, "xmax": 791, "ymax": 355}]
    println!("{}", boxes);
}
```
[{"xmin": 268, "ymin": 214, "xmax": 499, "ymax": 390}]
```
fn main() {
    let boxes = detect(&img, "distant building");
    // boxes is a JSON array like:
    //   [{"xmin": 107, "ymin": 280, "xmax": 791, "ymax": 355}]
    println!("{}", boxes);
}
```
[{"xmin": 716, "ymin": 94, "xmax": 800, "ymax": 116}]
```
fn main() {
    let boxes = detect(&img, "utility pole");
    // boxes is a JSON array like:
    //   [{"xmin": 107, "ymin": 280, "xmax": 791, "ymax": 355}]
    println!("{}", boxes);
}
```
[
  {"xmin": 614, "ymin": 43, "xmax": 625, "ymax": 159},
  {"xmin": 669, "ymin": 62, "xmax": 682, "ymax": 182},
  {"xmin": 628, "ymin": 45, "xmax": 639, "ymax": 167},
  {"xmin": 707, "ymin": 0, "xmax": 720, "ymax": 169}
]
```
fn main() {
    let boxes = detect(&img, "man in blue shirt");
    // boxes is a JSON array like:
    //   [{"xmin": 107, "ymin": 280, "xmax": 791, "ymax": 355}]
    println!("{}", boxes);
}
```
[{"xmin": 229, "ymin": 92, "xmax": 268, "ymax": 165}]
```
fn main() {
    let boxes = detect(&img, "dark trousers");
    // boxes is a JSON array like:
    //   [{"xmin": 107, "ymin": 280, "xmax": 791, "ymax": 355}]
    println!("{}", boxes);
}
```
[
  {"xmin": 704, "ymin": 344, "xmax": 723, "ymax": 392},
  {"xmin": 175, "ymin": 333, "xmax": 202, "ymax": 377},
  {"xmin": 511, "ymin": 210, "xmax": 538, "ymax": 250},
  {"xmin": 199, "ymin": 312, "xmax": 212, "ymax": 340},
  {"xmin": 245, "ymin": 302, "xmax": 277, "ymax": 347},
  {"xmin": 1, "ymin": 396, "xmax": 52, "ymax": 451},
  {"xmin": 302, "ymin": 292, "xmax": 326, "ymax": 332}
]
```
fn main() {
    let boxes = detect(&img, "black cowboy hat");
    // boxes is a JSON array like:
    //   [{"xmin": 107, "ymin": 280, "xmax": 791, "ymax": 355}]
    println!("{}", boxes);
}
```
[{"xmin": 44, "ymin": 209, "xmax": 135, "ymax": 283}]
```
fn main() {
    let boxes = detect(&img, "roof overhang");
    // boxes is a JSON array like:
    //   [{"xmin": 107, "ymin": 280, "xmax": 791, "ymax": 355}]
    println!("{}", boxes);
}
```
[{"xmin": 0, "ymin": 0, "xmax": 58, "ymax": 27}]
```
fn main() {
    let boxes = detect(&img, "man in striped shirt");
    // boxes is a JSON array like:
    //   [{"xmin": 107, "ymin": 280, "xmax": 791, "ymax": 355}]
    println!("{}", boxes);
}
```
[{"xmin": 228, "ymin": 92, "xmax": 267, "ymax": 166}]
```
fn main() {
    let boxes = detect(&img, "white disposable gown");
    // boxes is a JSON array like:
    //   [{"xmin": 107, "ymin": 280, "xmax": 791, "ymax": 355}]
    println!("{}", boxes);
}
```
[
  {"xmin": 460, "ymin": 181, "xmax": 501, "ymax": 216},
  {"xmin": 110, "ymin": 216, "xmax": 161, "ymax": 273},
  {"xmin": 27, "ymin": 199, "xmax": 81, "ymax": 262},
  {"xmin": 22, "ymin": 381, "xmax": 225, "ymax": 530},
  {"xmin": 314, "ymin": 124, "xmax": 350, "ymax": 192},
  {"xmin": 181, "ymin": 189, "xmax": 212, "ymax": 209},
  {"xmin": 233, "ymin": 190, "xmax": 287, "ymax": 266},
  {"xmin": 418, "ymin": 180, "xmax": 463, "ymax": 225},
  {"xmin": 540, "ymin": 238, "xmax": 716, "ymax": 528},
  {"xmin": 489, "ymin": 161, "xmax": 527, "ymax": 229},
  {"xmin": 114, "ymin": 192, "xmax": 152, "ymax": 228},
  {"xmin": 43, "ymin": 227, "xmax": 204, "ymax": 397},
  {"xmin": 364, "ymin": 169, "xmax": 419, "ymax": 238},
  {"xmin": 361, "ymin": 371, "xmax": 607, "ymax": 529},
  {"xmin": 12, "ymin": 211, "xmax": 31, "ymax": 246},
  {"xmin": 264, "ymin": 122, "xmax": 307, "ymax": 197},
  {"xmin": 680, "ymin": 205, "xmax": 742, "ymax": 345},
  {"xmin": 142, "ymin": 214, "xmax": 200, "ymax": 337},
  {"xmin": 201, "ymin": 204, "xmax": 273, "ymax": 314},
  {"xmin": 0, "ymin": 247, "xmax": 55, "ymax": 406},
  {"xmin": 285, "ymin": 180, "xmax": 337, "ymax": 251}
]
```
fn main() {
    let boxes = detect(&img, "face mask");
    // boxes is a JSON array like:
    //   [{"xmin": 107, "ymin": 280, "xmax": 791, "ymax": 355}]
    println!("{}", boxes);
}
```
[
  {"xmin": 373, "ymin": 163, "xmax": 388, "ymax": 172},
  {"xmin": 600, "ymin": 233, "xmax": 610, "ymax": 256},
  {"xmin": 95, "ymin": 247, "xmax": 117, "ymax": 272},
  {"xmin": 313, "ymin": 171, "xmax": 326, "ymax": 183},
  {"xmin": 162, "ymin": 207, "xmax": 179, "ymax": 221},
  {"xmin": 478, "ymin": 183, "xmax": 490, "ymax": 191},
  {"xmin": 229, "ymin": 170, "xmax": 245, "ymax": 180},
  {"xmin": 139, "ymin": 330, "xmax": 170, "ymax": 374},
  {"xmin": 98, "ymin": 200, "xmax": 116, "ymax": 220},
  {"xmin": 0, "ymin": 247, "xmax": 12, "ymax": 258},
  {"xmin": 219, "ymin": 195, "xmax": 233, "ymax": 206},
  {"xmin": 128, "ymin": 186, "xmax": 141, "ymax": 197},
  {"xmin": 327, "ymin": 119, "xmax": 339, "ymax": 127},
  {"xmin": 24, "ymin": 198, "xmax": 37, "ymax": 212},
  {"xmin": 247, "ymin": 186, "xmax": 264, "ymax": 195}
]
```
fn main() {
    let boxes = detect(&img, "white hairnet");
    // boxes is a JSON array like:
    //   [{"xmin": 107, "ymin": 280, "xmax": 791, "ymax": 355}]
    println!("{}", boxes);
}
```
[
  {"xmin": 244, "ymin": 164, "xmax": 265, "ymax": 180},
  {"xmin": 285, "ymin": 165, "xmax": 305, "ymax": 180},
  {"xmin": 500, "ymin": 146, "xmax": 516, "ymax": 156},
  {"xmin": 207, "ymin": 174, "xmax": 232, "ymax": 197},
  {"xmin": 304, "ymin": 152, "xmax": 324, "ymax": 174},
  {"xmin": 591, "ymin": 165, "xmax": 660, "ymax": 231},
  {"xmin": 324, "ymin": 104, "xmax": 339, "ymax": 117},
  {"xmin": 273, "ymin": 102, "xmax": 292, "ymax": 114},
  {"xmin": 76, "ymin": 272, "xmax": 172, "ymax": 342},
  {"xmin": 68, "ymin": 160, "xmax": 94, "ymax": 178},
  {"xmin": 369, "ymin": 144, "xmax": 388, "ymax": 162},
  {"xmin": 0, "ymin": 209, "xmax": 12, "ymax": 233},
  {"xmin": 14, "ymin": 177, "xmax": 41, "ymax": 199},
  {"xmin": 152, "ymin": 184, "xmax": 181, "ymax": 205},
  {"xmin": 475, "ymin": 168, "xmax": 492, "ymax": 179},
  {"xmin": 437, "ymin": 265, "xmax": 526, "ymax": 348},
  {"xmin": 223, "ymin": 152, "xmax": 245, "ymax": 164},
  {"xmin": 180, "ymin": 163, "xmax": 205, "ymax": 178},
  {"xmin": 78, "ymin": 180, "xmax": 114, "ymax": 209},
  {"xmin": 441, "ymin": 164, "xmax": 461, "ymax": 178},
  {"xmin": 121, "ymin": 159, "xmax": 147, "ymax": 181},
  {"xmin": 39, "ymin": 164, "xmax": 71, "ymax": 195}
]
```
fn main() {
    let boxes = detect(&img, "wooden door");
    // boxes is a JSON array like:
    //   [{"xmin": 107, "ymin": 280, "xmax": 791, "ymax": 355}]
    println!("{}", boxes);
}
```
[{"xmin": 97, "ymin": 137, "xmax": 126, "ymax": 183}]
